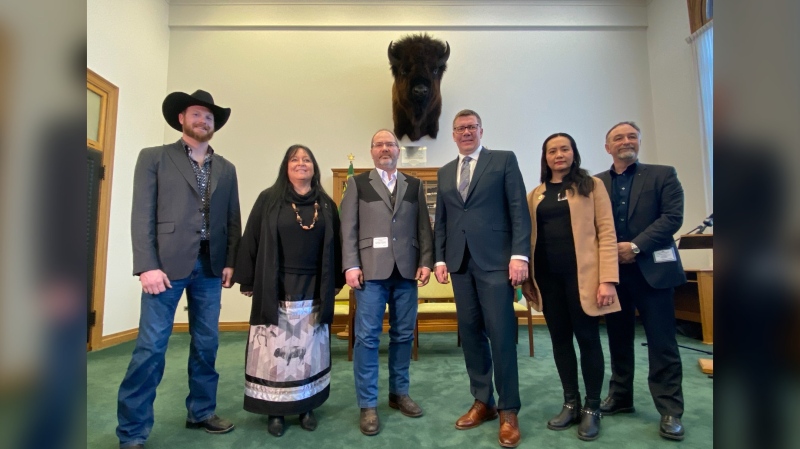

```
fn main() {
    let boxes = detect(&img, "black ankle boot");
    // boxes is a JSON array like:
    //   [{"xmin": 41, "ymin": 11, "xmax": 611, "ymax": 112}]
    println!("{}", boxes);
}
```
[
  {"xmin": 267, "ymin": 415, "xmax": 285, "ymax": 437},
  {"xmin": 577, "ymin": 399, "xmax": 601, "ymax": 441},
  {"xmin": 299, "ymin": 410, "xmax": 317, "ymax": 431},
  {"xmin": 547, "ymin": 393, "xmax": 581, "ymax": 430}
]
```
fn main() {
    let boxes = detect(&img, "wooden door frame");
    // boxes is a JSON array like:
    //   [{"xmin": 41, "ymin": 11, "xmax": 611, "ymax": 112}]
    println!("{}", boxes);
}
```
[{"xmin": 87, "ymin": 68, "xmax": 118, "ymax": 351}]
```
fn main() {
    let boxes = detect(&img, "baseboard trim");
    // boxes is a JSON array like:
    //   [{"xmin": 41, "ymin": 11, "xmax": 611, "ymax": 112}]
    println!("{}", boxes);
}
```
[
  {"xmin": 95, "ymin": 321, "xmax": 350, "ymax": 350},
  {"xmin": 99, "ymin": 328, "xmax": 140, "ymax": 349},
  {"xmin": 95, "ymin": 317, "xmax": 545, "ymax": 350},
  {"xmin": 528, "ymin": 316, "xmax": 547, "ymax": 326},
  {"xmin": 171, "ymin": 322, "xmax": 251, "ymax": 333}
]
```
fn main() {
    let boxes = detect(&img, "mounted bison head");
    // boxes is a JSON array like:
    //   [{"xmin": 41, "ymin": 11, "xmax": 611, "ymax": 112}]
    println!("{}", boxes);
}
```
[{"xmin": 388, "ymin": 34, "xmax": 450, "ymax": 141}]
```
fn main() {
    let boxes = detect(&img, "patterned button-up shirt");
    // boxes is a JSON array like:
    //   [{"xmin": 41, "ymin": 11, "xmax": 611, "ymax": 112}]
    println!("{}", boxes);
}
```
[{"xmin": 183, "ymin": 141, "xmax": 213, "ymax": 241}]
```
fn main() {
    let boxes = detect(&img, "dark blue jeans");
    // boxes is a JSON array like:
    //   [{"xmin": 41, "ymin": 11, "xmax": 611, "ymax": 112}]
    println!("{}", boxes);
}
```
[
  {"xmin": 117, "ymin": 254, "xmax": 222, "ymax": 448},
  {"xmin": 352, "ymin": 273, "xmax": 417, "ymax": 408}
]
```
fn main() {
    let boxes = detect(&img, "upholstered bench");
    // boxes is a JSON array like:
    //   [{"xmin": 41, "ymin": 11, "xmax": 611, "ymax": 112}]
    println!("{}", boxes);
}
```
[
  {"xmin": 414, "ymin": 282, "xmax": 534, "ymax": 360},
  {"xmin": 340, "ymin": 282, "xmax": 534, "ymax": 361}
]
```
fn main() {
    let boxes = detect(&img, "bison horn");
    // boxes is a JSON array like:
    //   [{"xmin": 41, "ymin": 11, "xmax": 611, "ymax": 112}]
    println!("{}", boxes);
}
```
[
  {"xmin": 388, "ymin": 41, "xmax": 401, "ymax": 67},
  {"xmin": 437, "ymin": 41, "xmax": 451, "ymax": 67}
]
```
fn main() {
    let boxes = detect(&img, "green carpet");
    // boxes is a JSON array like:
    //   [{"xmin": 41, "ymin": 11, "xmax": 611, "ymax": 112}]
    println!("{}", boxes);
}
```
[{"xmin": 88, "ymin": 325, "xmax": 712, "ymax": 448}]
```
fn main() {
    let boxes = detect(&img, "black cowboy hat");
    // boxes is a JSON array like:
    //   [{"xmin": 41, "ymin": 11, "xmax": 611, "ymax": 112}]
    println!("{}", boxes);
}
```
[{"xmin": 162, "ymin": 89, "xmax": 231, "ymax": 132}]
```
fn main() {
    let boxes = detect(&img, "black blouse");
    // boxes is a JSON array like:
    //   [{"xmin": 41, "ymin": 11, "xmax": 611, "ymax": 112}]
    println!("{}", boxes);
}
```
[
  {"xmin": 278, "ymin": 189, "xmax": 325, "ymax": 275},
  {"xmin": 534, "ymin": 181, "xmax": 578, "ymax": 274}
]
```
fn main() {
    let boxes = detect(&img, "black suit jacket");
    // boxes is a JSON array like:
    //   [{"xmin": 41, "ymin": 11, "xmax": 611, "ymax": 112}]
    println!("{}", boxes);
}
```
[
  {"xmin": 434, "ymin": 148, "xmax": 531, "ymax": 271},
  {"xmin": 131, "ymin": 141, "xmax": 242, "ymax": 279},
  {"xmin": 596, "ymin": 163, "xmax": 686, "ymax": 289}
]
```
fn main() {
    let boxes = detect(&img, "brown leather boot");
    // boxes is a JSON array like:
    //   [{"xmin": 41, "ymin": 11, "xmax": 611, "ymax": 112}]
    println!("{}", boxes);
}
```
[
  {"xmin": 498, "ymin": 410, "xmax": 521, "ymax": 448},
  {"xmin": 388, "ymin": 393, "xmax": 423, "ymax": 417},
  {"xmin": 455, "ymin": 399, "xmax": 498, "ymax": 430},
  {"xmin": 359, "ymin": 407, "xmax": 380, "ymax": 436}
]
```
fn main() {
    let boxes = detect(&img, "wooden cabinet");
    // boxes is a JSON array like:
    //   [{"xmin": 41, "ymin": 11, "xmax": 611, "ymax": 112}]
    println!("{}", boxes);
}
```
[
  {"xmin": 674, "ymin": 269, "xmax": 714, "ymax": 344},
  {"xmin": 331, "ymin": 167, "xmax": 439, "ymax": 227}
]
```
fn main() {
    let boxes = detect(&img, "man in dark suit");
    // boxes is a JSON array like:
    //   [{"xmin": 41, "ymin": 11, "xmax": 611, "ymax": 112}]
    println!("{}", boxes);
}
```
[
  {"xmin": 433, "ymin": 110, "xmax": 531, "ymax": 448},
  {"xmin": 595, "ymin": 121, "xmax": 686, "ymax": 441},
  {"xmin": 117, "ymin": 90, "xmax": 242, "ymax": 449},
  {"xmin": 340, "ymin": 129, "xmax": 434, "ymax": 436}
]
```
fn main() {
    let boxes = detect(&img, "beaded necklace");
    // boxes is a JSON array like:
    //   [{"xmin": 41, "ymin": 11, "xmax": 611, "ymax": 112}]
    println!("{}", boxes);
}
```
[{"xmin": 291, "ymin": 201, "xmax": 319, "ymax": 230}]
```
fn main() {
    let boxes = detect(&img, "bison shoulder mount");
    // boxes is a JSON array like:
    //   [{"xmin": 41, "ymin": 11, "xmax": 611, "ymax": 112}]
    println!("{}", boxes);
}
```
[{"xmin": 388, "ymin": 34, "xmax": 450, "ymax": 141}]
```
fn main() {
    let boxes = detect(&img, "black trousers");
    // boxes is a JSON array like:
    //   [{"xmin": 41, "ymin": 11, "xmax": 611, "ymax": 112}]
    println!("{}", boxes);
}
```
[
  {"xmin": 450, "ymin": 250, "xmax": 520, "ymax": 412},
  {"xmin": 535, "ymin": 270, "xmax": 604, "ymax": 402},
  {"xmin": 605, "ymin": 263, "xmax": 684, "ymax": 417}
]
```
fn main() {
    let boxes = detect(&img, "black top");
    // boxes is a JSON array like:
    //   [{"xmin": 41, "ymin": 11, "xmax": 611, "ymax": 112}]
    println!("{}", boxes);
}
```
[
  {"xmin": 609, "ymin": 162, "xmax": 637, "ymax": 241},
  {"xmin": 534, "ymin": 181, "xmax": 577, "ymax": 274},
  {"xmin": 278, "ymin": 189, "xmax": 325, "ymax": 275},
  {"xmin": 233, "ymin": 186, "xmax": 344, "ymax": 326}
]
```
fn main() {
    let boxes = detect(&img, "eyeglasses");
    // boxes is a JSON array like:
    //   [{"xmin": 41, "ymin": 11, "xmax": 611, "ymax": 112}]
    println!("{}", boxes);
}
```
[
  {"xmin": 453, "ymin": 124, "xmax": 480, "ymax": 134},
  {"xmin": 371, "ymin": 142, "xmax": 399, "ymax": 149}
]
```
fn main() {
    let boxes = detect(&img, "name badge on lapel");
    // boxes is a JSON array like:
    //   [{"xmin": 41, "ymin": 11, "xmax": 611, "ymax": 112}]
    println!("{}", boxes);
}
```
[
  {"xmin": 373, "ymin": 237, "xmax": 389, "ymax": 248},
  {"xmin": 653, "ymin": 248, "xmax": 677, "ymax": 263}
]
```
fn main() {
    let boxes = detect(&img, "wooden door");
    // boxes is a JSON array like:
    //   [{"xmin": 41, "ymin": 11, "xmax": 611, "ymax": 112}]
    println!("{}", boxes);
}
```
[{"xmin": 86, "ymin": 69, "xmax": 118, "ymax": 350}]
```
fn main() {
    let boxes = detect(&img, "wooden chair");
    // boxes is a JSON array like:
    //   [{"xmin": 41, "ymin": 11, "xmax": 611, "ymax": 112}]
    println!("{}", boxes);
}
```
[
  {"xmin": 415, "ymin": 294, "xmax": 534, "ymax": 360},
  {"xmin": 345, "ymin": 284, "xmax": 535, "ymax": 361}
]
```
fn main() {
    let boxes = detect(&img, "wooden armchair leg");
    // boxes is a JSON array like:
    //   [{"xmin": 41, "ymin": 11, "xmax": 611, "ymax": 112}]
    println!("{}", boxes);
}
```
[
  {"xmin": 527, "ymin": 320, "xmax": 534, "ymax": 357},
  {"xmin": 527, "ymin": 305, "xmax": 534, "ymax": 357},
  {"xmin": 348, "ymin": 324, "xmax": 354, "ymax": 361}
]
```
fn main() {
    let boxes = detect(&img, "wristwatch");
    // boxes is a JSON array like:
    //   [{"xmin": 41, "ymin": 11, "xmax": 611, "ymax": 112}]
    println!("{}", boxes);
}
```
[{"xmin": 630, "ymin": 243, "xmax": 640, "ymax": 254}]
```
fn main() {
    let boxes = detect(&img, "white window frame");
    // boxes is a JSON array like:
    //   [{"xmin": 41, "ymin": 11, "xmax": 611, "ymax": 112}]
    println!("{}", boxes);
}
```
[{"xmin": 687, "ymin": 21, "xmax": 714, "ymax": 213}]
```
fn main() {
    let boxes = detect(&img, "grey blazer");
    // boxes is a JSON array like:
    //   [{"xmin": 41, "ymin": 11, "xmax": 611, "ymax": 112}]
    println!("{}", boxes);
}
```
[
  {"xmin": 340, "ymin": 169, "xmax": 434, "ymax": 281},
  {"xmin": 131, "ymin": 140, "xmax": 242, "ymax": 280}
]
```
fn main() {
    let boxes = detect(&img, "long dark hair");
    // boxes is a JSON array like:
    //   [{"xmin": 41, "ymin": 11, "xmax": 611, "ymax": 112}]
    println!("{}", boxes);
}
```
[
  {"xmin": 265, "ymin": 144, "xmax": 332, "ymax": 209},
  {"xmin": 539, "ymin": 132, "xmax": 593, "ymax": 198}
]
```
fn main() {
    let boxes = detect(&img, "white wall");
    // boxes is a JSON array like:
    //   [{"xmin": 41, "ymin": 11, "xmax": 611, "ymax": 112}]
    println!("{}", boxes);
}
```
[
  {"xmin": 88, "ymin": 0, "xmax": 710, "ymax": 335},
  {"xmin": 646, "ymin": 0, "xmax": 712, "ymax": 268},
  {"xmin": 87, "ymin": 0, "xmax": 171, "ymax": 335},
  {"xmin": 165, "ymin": 2, "xmax": 655, "ymax": 324},
  {"xmin": 167, "ymin": 27, "xmax": 655, "ymax": 188}
]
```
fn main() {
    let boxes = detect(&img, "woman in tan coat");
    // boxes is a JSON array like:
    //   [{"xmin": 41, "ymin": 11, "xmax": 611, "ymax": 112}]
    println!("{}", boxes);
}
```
[{"xmin": 521, "ymin": 132, "xmax": 620, "ymax": 441}]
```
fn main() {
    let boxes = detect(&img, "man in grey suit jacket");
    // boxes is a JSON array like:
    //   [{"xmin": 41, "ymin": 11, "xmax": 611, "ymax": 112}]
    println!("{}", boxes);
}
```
[
  {"xmin": 595, "ymin": 121, "xmax": 686, "ymax": 441},
  {"xmin": 340, "ymin": 129, "xmax": 434, "ymax": 436},
  {"xmin": 117, "ymin": 90, "xmax": 242, "ymax": 449},
  {"xmin": 434, "ymin": 110, "xmax": 531, "ymax": 448}
]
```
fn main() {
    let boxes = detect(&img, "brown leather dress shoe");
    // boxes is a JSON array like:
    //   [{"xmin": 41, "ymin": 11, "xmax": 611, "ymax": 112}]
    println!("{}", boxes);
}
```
[
  {"xmin": 455, "ymin": 399, "xmax": 499, "ymax": 430},
  {"xmin": 498, "ymin": 411, "xmax": 521, "ymax": 448}
]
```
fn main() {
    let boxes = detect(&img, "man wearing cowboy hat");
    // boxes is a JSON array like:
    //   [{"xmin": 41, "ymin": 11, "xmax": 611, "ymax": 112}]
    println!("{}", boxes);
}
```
[{"xmin": 116, "ymin": 90, "xmax": 242, "ymax": 449}]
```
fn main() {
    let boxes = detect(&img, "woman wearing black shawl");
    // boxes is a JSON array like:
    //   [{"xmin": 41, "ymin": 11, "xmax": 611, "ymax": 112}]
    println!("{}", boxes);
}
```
[{"xmin": 234, "ymin": 145, "xmax": 344, "ymax": 436}]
